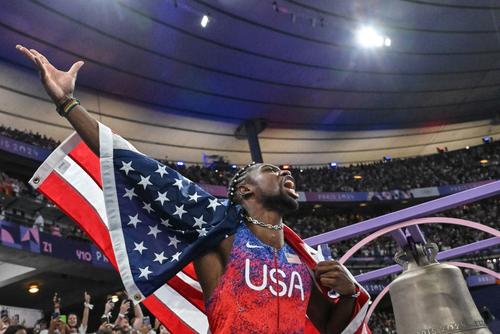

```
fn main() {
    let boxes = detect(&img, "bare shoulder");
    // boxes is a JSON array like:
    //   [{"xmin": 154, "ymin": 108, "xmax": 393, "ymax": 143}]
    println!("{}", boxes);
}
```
[{"xmin": 193, "ymin": 235, "xmax": 235, "ymax": 302}]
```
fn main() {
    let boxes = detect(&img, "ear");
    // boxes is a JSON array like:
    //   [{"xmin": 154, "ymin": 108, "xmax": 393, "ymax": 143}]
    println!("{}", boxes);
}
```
[{"xmin": 237, "ymin": 184, "xmax": 253, "ymax": 199}]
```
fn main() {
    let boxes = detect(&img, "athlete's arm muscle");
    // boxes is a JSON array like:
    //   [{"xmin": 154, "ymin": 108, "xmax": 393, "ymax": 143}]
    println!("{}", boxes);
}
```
[
  {"xmin": 307, "ymin": 260, "xmax": 357, "ymax": 334},
  {"xmin": 307, "ymin": 284, "xmax": 356, "ymax": 334},
  {"xmin": 194, "ymin": 235, "xmax": 235, "ymax": 302}
]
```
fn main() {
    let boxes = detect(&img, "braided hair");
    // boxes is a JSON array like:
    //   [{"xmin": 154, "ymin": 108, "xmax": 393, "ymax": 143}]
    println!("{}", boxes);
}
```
[{"xmin": 227, "ymin": 162, "xmax": 257, "ymax": 205}]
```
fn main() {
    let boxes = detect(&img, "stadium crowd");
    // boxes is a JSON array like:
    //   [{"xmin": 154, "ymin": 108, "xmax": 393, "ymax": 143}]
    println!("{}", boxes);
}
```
[
  {"xmin": 1, "ymin": 124, "xmax": 499, "ymax": 193},
  {"xmin": 0, "ymin": 289, "xmax": 398, "ymax": 334},
  {"xmin": 0, "ymin": 125, "xmax": 60, "ymax": 150}
]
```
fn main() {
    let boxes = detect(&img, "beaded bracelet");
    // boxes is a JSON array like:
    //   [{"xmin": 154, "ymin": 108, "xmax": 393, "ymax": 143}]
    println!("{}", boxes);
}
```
[{"xmin": 57, "ymin": 97, "xmax": 80, "ymax": 117}]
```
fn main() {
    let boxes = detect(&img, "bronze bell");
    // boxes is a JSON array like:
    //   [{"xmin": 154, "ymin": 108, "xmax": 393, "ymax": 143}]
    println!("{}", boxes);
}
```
[{"xmin": 389, "ymin": 243, "xmax": 491, "ymax": 334}]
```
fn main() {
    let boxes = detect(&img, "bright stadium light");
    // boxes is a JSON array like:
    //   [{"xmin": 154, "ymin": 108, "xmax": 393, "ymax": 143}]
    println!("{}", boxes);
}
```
[
  {"xmin": 28, "ymin": 284, "xmax": 39, "ymax": 294},
  {"xmin": 201, "ymin": 15, "xmax": 209, "ymax": 28},
  {"xmin": 356, "ymin": 26, "xmax": 390, "ymax": 48},
  {"xmin": 329, "ymin": 162, "xmax": 337, "ymax": 169}
]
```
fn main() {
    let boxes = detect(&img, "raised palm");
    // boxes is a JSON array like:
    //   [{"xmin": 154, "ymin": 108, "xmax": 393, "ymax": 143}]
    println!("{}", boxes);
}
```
[{"xmin": 16, "ymin": 45, "xmax": 84, "ymax": 104}]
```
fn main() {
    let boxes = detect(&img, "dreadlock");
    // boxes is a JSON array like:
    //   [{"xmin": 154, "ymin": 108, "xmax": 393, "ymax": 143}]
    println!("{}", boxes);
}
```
[{"xmin": 227, "ymin": 162, "xmax": 257, "ymax": 205}]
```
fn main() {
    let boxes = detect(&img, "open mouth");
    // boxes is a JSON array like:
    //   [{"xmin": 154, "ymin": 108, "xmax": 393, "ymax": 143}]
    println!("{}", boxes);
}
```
[{"xmin": 283, "ymin": 177, "xmax": 299, "ymax": 199}]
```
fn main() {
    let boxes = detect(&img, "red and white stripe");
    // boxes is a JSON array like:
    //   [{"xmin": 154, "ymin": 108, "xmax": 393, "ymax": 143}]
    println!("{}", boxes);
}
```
[{"xmin": 29, "ymin": 132, "xmax": 208, "ymax": 334}]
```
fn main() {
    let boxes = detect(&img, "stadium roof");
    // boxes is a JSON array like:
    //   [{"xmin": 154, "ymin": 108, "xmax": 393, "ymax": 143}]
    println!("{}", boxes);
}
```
[{"xmin": 1, "ymin": 0, "xmax": 500, "ymax": 130}]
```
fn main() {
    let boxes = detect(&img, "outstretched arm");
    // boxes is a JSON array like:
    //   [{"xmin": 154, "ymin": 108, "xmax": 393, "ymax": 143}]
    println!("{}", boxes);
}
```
[
  {"xmin": 16, "ymin": 45, "xmax": 100, "ymax": 155},
  {"xmin": 80, "ymin": 292, "xmax": 91, "ymax": 334}
]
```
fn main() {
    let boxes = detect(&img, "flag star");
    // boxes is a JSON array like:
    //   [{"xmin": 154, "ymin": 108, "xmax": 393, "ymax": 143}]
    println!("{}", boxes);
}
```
[
  {"xmin": 161, "ymin": 218, "xmax": 172, "ymax": 228},
  {"xmin": 173, "ymin": 178, "xmax": 183, "ymax": 190},
  {"xmin": 133, "ymin": 241, "xmax": 147, "ymax": 254},
  {"xmin": 193, "ymin": 215, "xmax": 207, "ymax": 229},
  {"xmin": 142, "ymin": 202, "xmax": 154, "ymax": 214},
  {"xmin": 154, "ymin": 164, "xmax": 168, "ymax": 178},
  {"xmin": 173, "ymin": 204, "xmax": 187, "ymax": 219},
  {"xmin": 137, "ymin": 175, "xmax": 152, "ymax": 189},
  {"xmin": 120, "ymin": 161, "xmax": 135, "ymax": 175},
  {"xmin": 188, "ymin": 192, "xmax": 201, "ymax": 202},
  {"xmin": 171, "ymin": 251, "xmax": 182, "ymax": 262},
  {"xmin": 153, "ymin": 251, "xmax": 167, "ymax": 264},
  {"xmin": 168, "ymin": 235, "xmax": 180, "ymax": 249},
  {"xmin": 207, "ymin": 198, "xmax": 222, "ymax": 211},
  {"xmin": 127, "ymin": 214, "xmax": 142, "ymax": 228},
  {"xmin": 155, "ymin": 191, "xmax": 169, "ymax": 205},
  {"xmin": 196, "ymin": 227, "xmax": 208, "ymax": 237},
  {"xmin": 123, "ymin": 187, "xmax": 137, "ymax": 200},
  {"xmin": 138, "ymin": 266, "xmax": 152, "ymax": 280},
  {"xmin": 147, "ymin": 225, "xmax": 162, "ymax": 239}
]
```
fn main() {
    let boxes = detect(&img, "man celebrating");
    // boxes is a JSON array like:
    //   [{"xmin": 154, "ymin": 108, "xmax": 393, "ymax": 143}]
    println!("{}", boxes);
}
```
[{"xmin": 16, "ymin": 45, "xmax": 368, "ymax": 334}]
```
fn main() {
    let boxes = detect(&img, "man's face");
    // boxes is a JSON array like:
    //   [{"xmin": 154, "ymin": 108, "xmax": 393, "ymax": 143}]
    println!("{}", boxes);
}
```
[
  {"xmin": 68, "ymin": 314, "xmax": 78, "ymax": 327},
  {"xmin": 243, "ymin": 164, "xmax": 299, "ymax": 214}
]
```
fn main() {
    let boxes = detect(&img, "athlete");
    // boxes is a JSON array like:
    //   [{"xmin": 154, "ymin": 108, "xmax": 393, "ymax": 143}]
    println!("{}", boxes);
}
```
[{"xmin": 17, "ymin": 45, "xmax": 361, "ymax": 334}]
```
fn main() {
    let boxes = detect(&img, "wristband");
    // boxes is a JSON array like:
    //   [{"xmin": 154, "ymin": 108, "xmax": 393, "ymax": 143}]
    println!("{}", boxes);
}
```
[
  {"xmin": 84, "ymin": 302, "xmax": 94, "ymax": 310},
  {"xmin": 339, "ymin": 286, "xmax": 361, "ymax": 299},
  {"xmin": 57, "ymin": 97, "xmax": 80, "ymax": 117},
  {"xmin": 118, "ymin": 313, "xmax": 125, "ymax": 318}
]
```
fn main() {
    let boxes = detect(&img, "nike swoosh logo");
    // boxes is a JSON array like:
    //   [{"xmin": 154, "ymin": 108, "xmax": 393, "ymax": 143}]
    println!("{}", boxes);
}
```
[{"xmin": 246, "ymin": 241, "xmax": 264, "ymax": 249}]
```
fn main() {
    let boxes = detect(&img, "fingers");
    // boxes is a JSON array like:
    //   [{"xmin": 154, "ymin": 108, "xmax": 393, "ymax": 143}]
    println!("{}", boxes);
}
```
[
  {"xmin": 69, "ymin": 61, "xmax": 84, "ymax": 76},
  {"xmin": 315, "ymin": 261, "xmax": 343, "ymax": 276},
  {"xmin": 29, "ymin": 48, "xmax": 49, "ymax": 64},
  {"xmin": 16, "ymin": 45, "xmax": 37, "ymax": 64},
  {"xmin": 34, "ymin": 56, "xmax": 48, "ymax": 79}
]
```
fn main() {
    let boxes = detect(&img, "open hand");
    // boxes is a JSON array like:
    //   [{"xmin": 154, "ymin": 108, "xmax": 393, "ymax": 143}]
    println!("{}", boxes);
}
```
[
  {"xmin": 314, "ymin": 261, "xmax": 356, "ymax": 296},
  {"xmin": 15, "ymin": 45, "xmax": 84, "ymax": 105},
  {"xmin": 53, "ymin": 292, "xmax": 61, "ymax": 310},
  {"xmin": 104, "ymin": 300, "xmax": 114, "ymax": 314},
  {"xmin": 119, "ymin": 299, "xmax": 130, "ymax": 314},
  {"xmin": 84, "ymin": 291, "xmax": 91, "ymax": 303}
]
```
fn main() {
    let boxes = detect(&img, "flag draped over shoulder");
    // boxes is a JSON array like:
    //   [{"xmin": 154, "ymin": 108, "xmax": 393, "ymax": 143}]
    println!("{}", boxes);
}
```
[{"xmin": 29, "ymin": 122, "xmax": 371, "ymax": 334}]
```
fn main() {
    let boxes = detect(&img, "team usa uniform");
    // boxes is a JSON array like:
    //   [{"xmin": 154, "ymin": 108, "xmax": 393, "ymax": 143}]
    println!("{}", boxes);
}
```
[{"xmin": 207, "ymin": 223, "xmax": 313, "ymax": 333}]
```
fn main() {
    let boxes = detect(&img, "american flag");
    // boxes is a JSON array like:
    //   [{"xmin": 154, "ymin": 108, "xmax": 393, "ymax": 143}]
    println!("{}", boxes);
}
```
[{"xmin": 29, "ymin": 123, "xmax": 370, "ymax": 334}]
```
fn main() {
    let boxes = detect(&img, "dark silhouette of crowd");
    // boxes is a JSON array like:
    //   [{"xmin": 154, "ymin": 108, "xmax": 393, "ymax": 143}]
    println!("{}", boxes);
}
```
[
  {"xmin": 0, "ymin": 125, "xmax": 60, "ymax": 150},
  {"xmin": 1, "ymin": 123, "xmax": 499, "ymax": 193}
]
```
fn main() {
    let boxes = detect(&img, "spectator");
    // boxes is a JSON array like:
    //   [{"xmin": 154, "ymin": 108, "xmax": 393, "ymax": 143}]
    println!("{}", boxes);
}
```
[
  {"xmin": 67, "ymin": 292, "xmax": 91, "ymax": 334},
  {"xmin": 51, "ymin": 224, "xmax": 62, "ymax": 237},
  {"xmin": 33, "ymin": 211, "xmax": 45, "ymax": 232},
  {"xmin": 3, "ymin": 325, "xmax": 26, "ymax": 334}
]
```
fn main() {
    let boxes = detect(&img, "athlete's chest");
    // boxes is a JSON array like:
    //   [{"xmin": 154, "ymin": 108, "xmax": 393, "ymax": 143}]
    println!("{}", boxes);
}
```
[{"xmin": 225, "ymin": 227, "xmax": 313, "ymax": 301}]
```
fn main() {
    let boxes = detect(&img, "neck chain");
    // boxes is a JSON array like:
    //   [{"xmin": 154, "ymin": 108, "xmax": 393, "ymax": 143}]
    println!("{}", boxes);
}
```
[{"xmin": 245, "ymin": 215, "xmax": 283, "ymax": 231}]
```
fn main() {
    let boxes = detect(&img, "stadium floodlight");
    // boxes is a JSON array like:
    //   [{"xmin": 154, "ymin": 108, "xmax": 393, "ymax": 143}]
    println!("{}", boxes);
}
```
[
  {"xmin": 356, "ymin": 26, "xmax": 390, "ymax": 48},
  {"xmin": 201, "ymin": 15, "xmax": 209, "ymax": 28}
]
